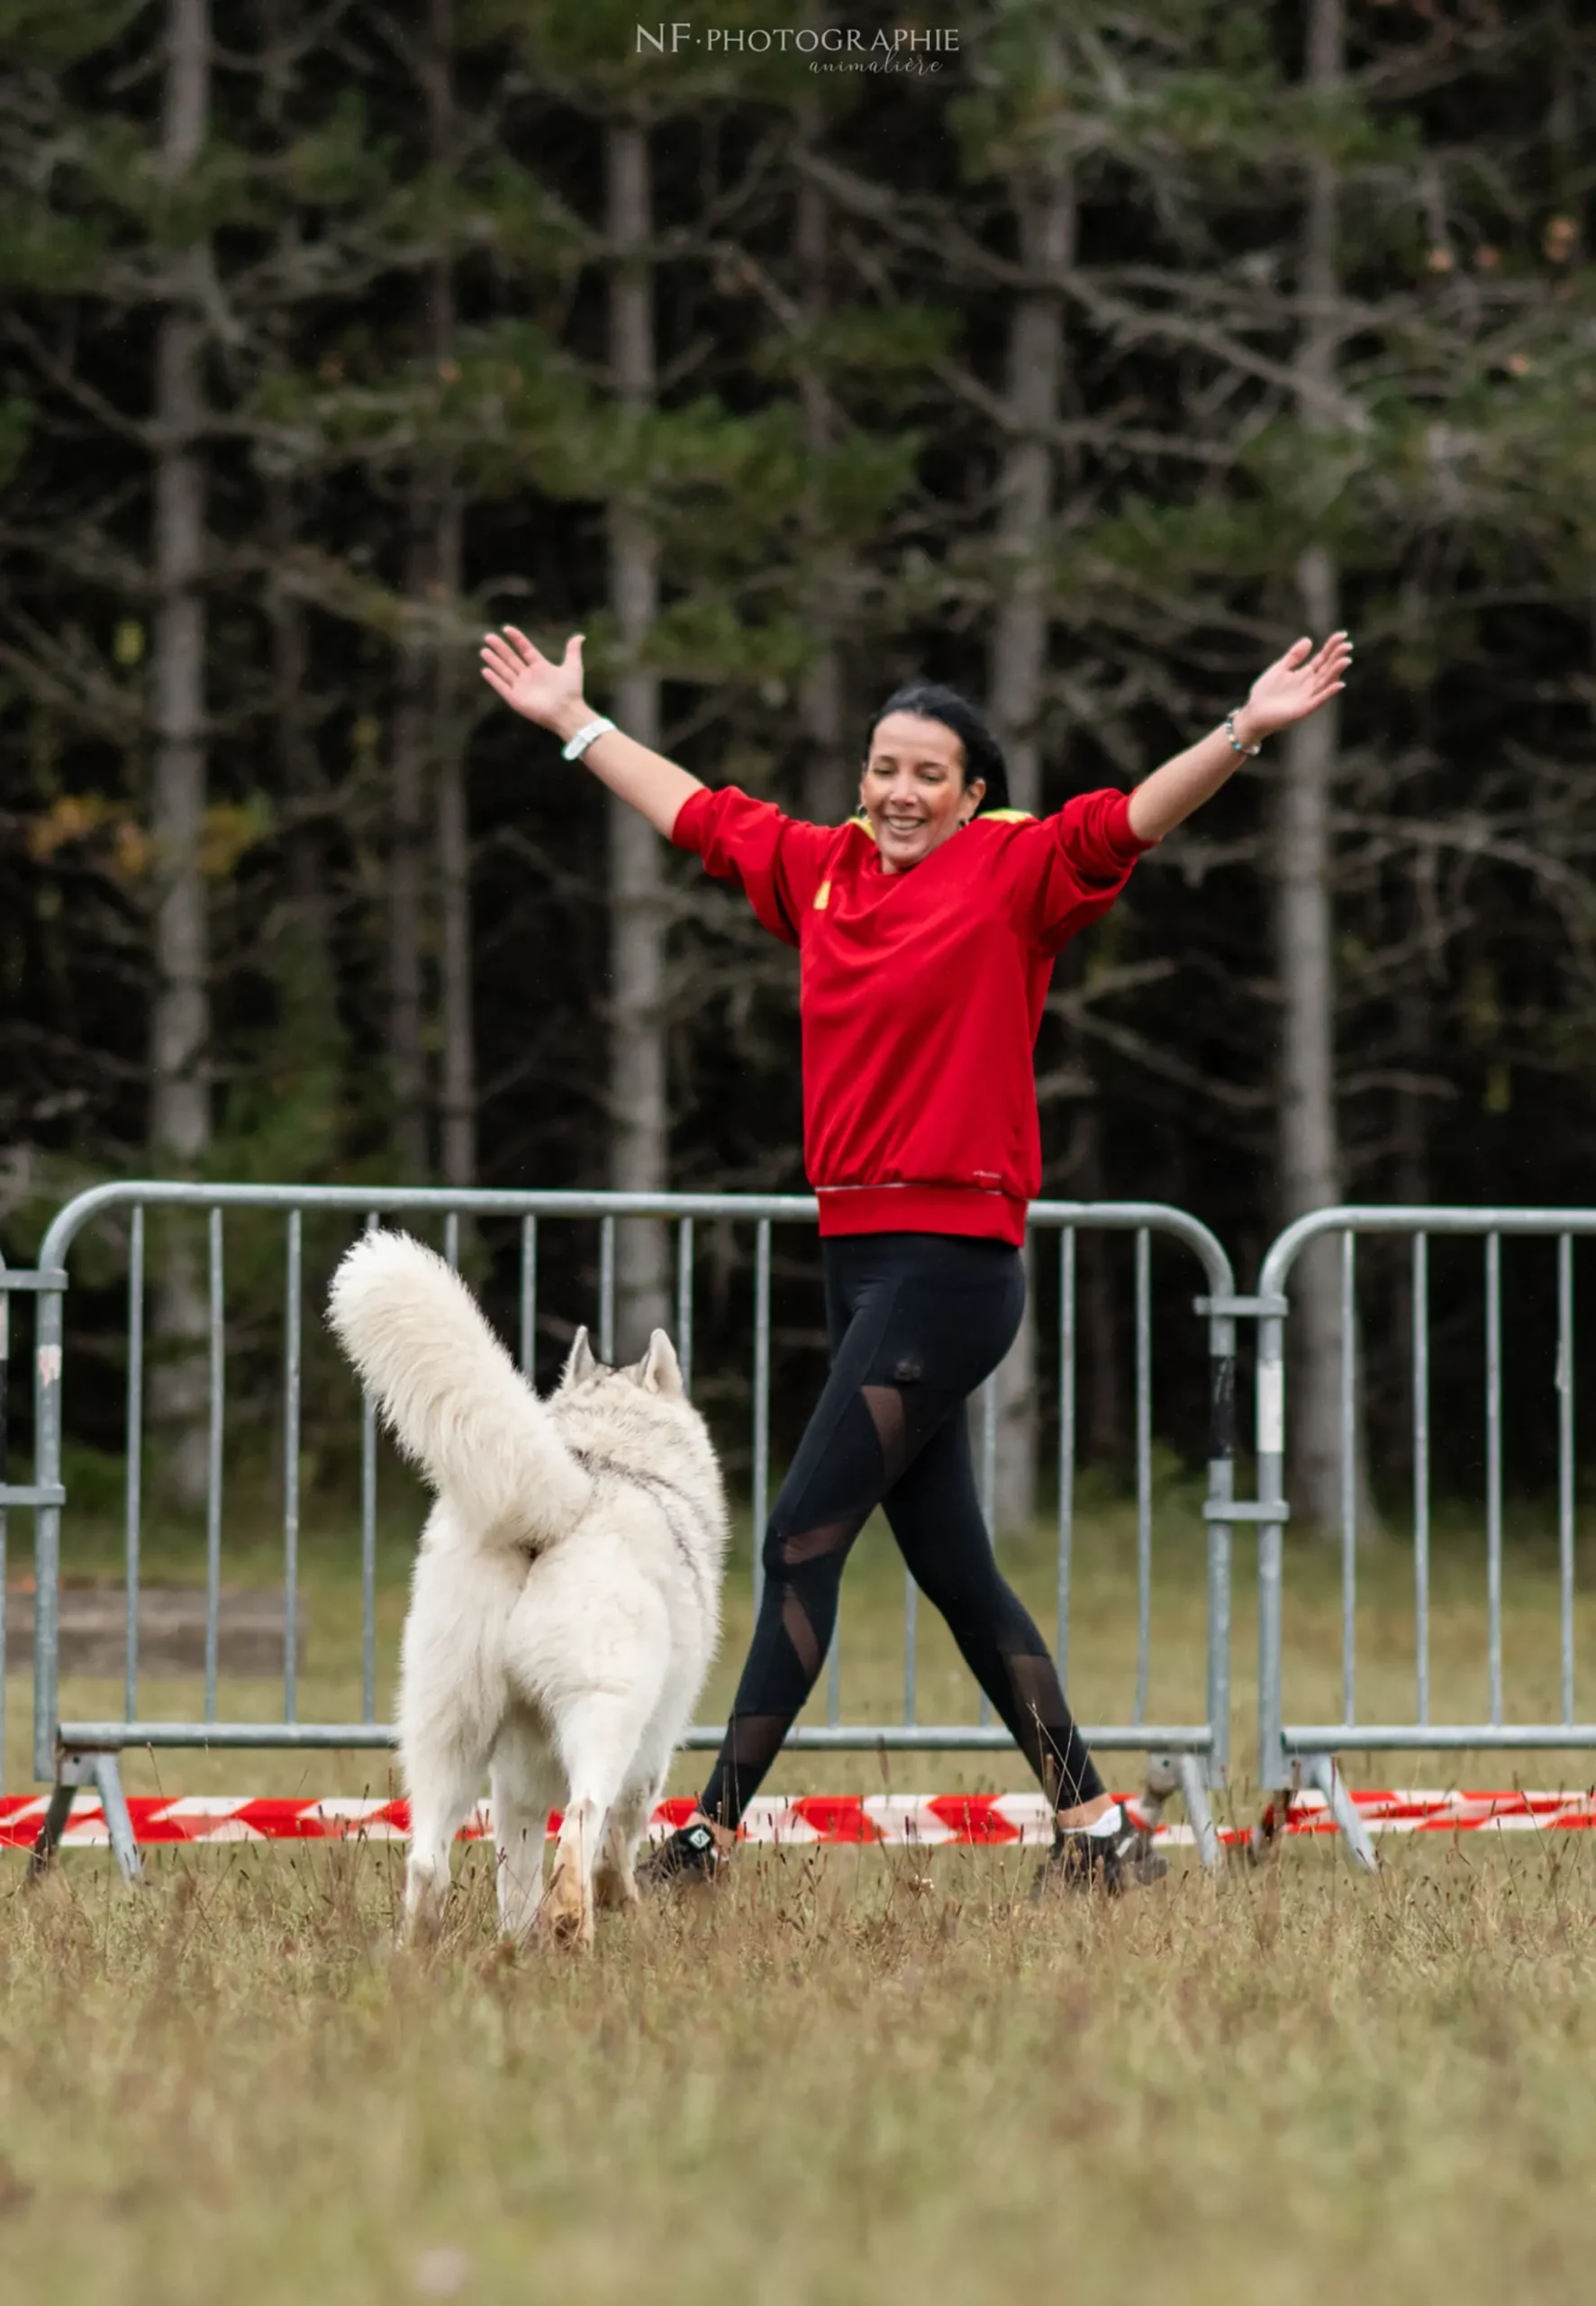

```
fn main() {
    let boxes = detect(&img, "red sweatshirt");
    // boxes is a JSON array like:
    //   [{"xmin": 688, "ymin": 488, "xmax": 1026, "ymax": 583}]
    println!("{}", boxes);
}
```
[{"xmin": 672, "ymin": 786, "xmax": 1151, "ymax": 1245}]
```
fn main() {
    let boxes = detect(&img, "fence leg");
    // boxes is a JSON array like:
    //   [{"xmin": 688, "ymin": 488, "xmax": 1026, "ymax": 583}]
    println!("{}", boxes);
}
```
[
  {"xmin": 88, "ymin": 1754, "xmax": 143, "ymax": 1885},
  {"xmin": 1173, "ymin": 1755, "xmax": 1221, "ymax": 1872},
  {"xmin": 26, "ymin": 1781, "xmax": 77, "ymax": 1883},
  {"xmin": 1139, "ymin": 1754, "xmax": 1222, "ymax": 1873},
  {"xmin": 1300, "ymin": 1751, "xmax": 1378, "ymax": 1874},
  {"xmin": 28, "ymin": 1753, "xmax": 143, "ymax": 1886}
]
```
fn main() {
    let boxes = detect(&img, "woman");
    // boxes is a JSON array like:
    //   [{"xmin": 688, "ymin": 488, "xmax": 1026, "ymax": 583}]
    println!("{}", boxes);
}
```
[{"xmin": 480, "ymin": 624, "xmax": 1351, "ymax": 1888}]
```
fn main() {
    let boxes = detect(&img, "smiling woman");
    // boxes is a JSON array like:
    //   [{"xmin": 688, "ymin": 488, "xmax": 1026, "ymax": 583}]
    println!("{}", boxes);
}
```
[
  {"xmin": 479, "ymin": 622, "xmax": 1351, "ymax": 1893},
  {"xmin": 856, "ymin": 681, "xmax": 1011, "ymax": 869}
]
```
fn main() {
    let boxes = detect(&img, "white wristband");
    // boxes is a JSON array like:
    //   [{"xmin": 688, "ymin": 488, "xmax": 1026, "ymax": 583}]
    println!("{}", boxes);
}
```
[{"xmin": 561, "ymin": 716, "xmax": 616, "ymax": 762}]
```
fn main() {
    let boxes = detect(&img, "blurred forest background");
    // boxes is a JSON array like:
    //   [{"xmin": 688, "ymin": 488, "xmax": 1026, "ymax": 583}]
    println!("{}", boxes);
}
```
[{"xmin": 2, "ymin": 0, "xmax": 1594, "ymax": 1529}]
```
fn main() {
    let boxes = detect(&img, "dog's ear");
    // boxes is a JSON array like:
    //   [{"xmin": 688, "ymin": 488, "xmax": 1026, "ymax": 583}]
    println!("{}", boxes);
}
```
[
  {"xmin": 561, "ymin": 1326, "xmax": 597, "ymax": 1387},
  {"xmin": 635, "ymin": 1330, "xmax": 684, "ymax": 1400}
]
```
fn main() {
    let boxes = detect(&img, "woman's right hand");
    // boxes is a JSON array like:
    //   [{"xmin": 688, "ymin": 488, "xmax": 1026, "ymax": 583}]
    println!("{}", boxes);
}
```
[
  {"xmin": 482, "ymin": 624, "xmax": 702, "ymax": 833},
  {"xmin": 480, "ymin": 627, "xmax": 586, "ymax": 734}
]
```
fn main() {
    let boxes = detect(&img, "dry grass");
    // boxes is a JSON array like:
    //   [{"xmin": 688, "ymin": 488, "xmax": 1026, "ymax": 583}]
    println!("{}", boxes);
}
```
[
  {"xmin": 5, "ymin": 1478, "xmax": 1596, "ymax": 2301},
  {"xmin": 4, "ymin": 1833, "xmax": 1596, "ymax": 2305}
]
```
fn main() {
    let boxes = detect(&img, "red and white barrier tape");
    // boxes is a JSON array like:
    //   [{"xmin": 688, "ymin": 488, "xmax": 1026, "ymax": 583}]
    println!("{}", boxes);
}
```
[{"xmin": 2, "ymin": 1788, "xmax": 1594, "ymax": 1852}]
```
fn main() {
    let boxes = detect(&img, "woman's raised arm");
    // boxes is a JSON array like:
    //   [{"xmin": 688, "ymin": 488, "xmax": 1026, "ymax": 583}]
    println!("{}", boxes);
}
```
[
  {"xmin": 1125, "ymin": 631, "xmax": 1353, "ymax": 844},
  {"xmin": 480, "ymin": 628, "xmax": 703, "ymax": 840}
]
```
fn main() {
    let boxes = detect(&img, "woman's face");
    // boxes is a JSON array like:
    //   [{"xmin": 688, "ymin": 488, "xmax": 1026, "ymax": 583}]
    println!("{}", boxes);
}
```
[{"xmin": 858, "ymin": 712, "xmax": 984, "ymax": 875}]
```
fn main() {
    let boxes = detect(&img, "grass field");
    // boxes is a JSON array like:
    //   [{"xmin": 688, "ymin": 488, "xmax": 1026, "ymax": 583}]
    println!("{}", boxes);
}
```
[
  {"xmin": 5, "ymin": 1829, "xmax": 1596, "ymax": 2304},
  {"xmin": 5, "ymin": 1474, "xmax": 1596, "ymax": 2301}
]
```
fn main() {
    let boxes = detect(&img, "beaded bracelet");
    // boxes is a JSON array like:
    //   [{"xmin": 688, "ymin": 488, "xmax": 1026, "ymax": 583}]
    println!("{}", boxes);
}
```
[{"xmin": 1224, "ymin": 711, "xmax": 1262, "ymax": 758}]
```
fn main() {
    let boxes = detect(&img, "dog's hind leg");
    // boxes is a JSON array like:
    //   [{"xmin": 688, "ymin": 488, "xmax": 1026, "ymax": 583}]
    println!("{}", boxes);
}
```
[
  {"xmin": 596, "ymin": 1719, "xmax": 681, "ymax": 1911},
  {"xmin": 404, "ymin": 1731, "xmax": 491, "ymax": 1942},
  {"xmin": 543, "ymin": 1691, "xmax": 655, "ymax": 1949},
  {"xmin": 594, "ymin": 1780, "xmax": 653, "ymax": 1911},
  {"xmin": 490, "ymin": 1722, "xmax": 558, "ymax": 1940}
]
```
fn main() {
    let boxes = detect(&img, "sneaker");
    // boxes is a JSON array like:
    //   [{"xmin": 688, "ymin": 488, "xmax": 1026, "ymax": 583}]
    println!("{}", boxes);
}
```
[
  {"xmin": 1032, "ymin": 1802, "xmax": 1168, "ymax": 1897},
  {"xmin": 637, "ymin": 1820, "xmax": 723, "ymax": 1890}
]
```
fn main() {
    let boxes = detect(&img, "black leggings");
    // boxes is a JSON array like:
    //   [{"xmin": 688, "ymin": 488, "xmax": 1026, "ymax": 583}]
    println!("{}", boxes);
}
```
[{"xmin": 699, "ymin": 1231, "xmax": 1106, "ymax": 1830}]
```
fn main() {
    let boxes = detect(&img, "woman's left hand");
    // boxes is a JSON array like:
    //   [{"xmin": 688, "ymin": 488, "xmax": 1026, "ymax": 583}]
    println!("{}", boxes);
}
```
[{"xmin": 1238, "ymin": 631, "xmax": 1353, "ymax": 744}]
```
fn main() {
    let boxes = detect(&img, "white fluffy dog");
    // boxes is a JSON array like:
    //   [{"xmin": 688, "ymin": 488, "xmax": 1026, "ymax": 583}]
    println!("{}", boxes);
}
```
[{"xmin": 327, "ymin": 1230, "xmax": 728, "ymax": 1948}]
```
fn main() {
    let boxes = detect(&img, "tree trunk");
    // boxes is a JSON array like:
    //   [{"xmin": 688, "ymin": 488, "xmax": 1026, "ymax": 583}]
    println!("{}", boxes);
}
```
[
  {"xmin": 1275, "ymin": 0, "xmax": 1365, "ymax": 1534},
  {"xmin": 798, "ymin": 620, "xmax": 848, "ymax": 826},
  {"xmin": 1275, "ymin": 540, "xmax": 1344, "ymax": 1529},
  {"xmin": 425, "ymin": 0, "xmax": 475, "ymax": 1195},
  {"xmin": 434, "ymin": 482, "xmax": 475, "ymax": 1193},
  {"xmin": 389, "ymin": 490, "xmax": 431, "ymax": 1180},
  {"xmin": 795, "ymin": 97, "xmax": 853, "ymax": 830},
  {"xmin": 605, "ymin": 115, "xmax": 671, "ymax": 1356},
  {"xmin": 264, "ymin": 482, "xmax": 336, "ymax": 1053},
  {"xmin": 986, "ymin": 63, "xmax": 1073, "ymax": 1535},
  {"xmin": 148, "ymin": 0, "xmax": 212, "ymax": 1508}
]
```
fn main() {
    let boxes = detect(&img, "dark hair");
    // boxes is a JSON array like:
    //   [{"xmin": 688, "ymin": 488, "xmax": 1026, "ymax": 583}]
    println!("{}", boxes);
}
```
[{"xmin": 859, "ymin": 683, "xmax": 1011, "ymax": 814}]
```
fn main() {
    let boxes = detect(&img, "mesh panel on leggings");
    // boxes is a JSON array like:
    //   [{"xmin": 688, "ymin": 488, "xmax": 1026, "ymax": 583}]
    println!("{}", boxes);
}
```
[
  {"xmin": 704, "ymin": 1713, "xmax": 789, "ymax": 1828},
  {"xmin": 778, "ymin": 1514, "xmax": 855, "ymax": 1569},
  {"xmin": 765, "ymin": 1384, "xmax": 915, "ymax": 1711},
  {"xmin": 861, "ymin": 1384, "xmax": 911, "ymax": 1484},
  {"xmin": 773, "ymin": 1512, "xmax": 854, "ymax": 1693},
  {"xmin": 1004, "ymin": 1650, "xmax": 1096, "ymax": 1810},
  {"xmin": 781, "ymin": 1588, "xmax": 823, "ymax": 1677}
]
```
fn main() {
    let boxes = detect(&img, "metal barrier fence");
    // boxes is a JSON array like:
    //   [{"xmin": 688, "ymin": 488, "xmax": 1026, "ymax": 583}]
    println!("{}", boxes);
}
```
[
  {"xmin": 10, "ymin": 1180, "xmax": 1240, "ymax": 1879},
  {"xmin": 0, "ymin": 1244, "xmax": 67, "ymax": 1804},
  {"xmin": 1256, "ymin": 1207, "xmax": 1596, "ymax": 1869}
]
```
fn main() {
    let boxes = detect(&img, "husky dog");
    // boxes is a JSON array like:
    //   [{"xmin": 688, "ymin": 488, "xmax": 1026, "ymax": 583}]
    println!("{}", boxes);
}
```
[{"xmin": 327, "ymin": 1230, "xmax": 728, "ymax": 1949}]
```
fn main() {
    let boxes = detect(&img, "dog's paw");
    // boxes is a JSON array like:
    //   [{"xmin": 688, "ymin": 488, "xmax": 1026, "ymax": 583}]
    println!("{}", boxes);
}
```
[
  {"xmin": 538, "ymin": 1851, "xmax": 594, "ymax": 1951},
  {"xmin": 403, "ymin": 1858, "xmax": 450, "ymax": 1947}
]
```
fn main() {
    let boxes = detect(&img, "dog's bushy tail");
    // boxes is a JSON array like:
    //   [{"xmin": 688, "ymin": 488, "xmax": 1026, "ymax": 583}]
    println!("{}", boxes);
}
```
[{"xmin": 327, "ymin": 1229, "xmax": 590, "ymax": 1548}]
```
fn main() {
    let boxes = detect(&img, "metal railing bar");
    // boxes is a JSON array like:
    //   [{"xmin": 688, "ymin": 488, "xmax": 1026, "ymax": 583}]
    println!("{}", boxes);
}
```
[
  {"xmin": 1057, "ymin": 1227, "xmax": 1076, "ymax": 1677},
  {"xmin": 1558, "ymin": 1233, "xmax": 1575, "ymax": 1728},
  {"xmin": 1413, "ymin": 1232, "xmax": 1430, "ymax": 1729},
  {"xmin": 57, "ymin": 1718, "xmax": 1218, "ymax": 1754},
  {"xmin": 1283, "ymin": 1723, "xmax": 1596, "ymax": 1752},
  {"xmin": 361, "ymin": 1213, "xmax": 379, "ymax": 1724},
  {"xmin": 979, "ymin": 1373, "xmax": 997, "ymax": 1725},
  {"xmin": 0, "ymin": 1258, "xmax": 8, "ymax": 1796},
  {"xmin": 598, "ymin": 1217, "xmax": 616, "ymax": 1365},
  {"xmin": 1263, "ymin": 1205, "xmax": 1596, "ymax": 1271},
  {"xmin": 204, "ymin": 1210, "xmax": 224, "ymax": 1725},
  {"xmin": 902, "ymin": 1564, "xmax": 918, "ymax": 1728},
  {"xmin": 1341, "ymin": 1230, "xmax": 1356, "ymax": 1729},
  {"xmin": 520, "ymin": 1216, "xmax": 538, "ymax": 1380},
  {"xmin": 1486, "ymin": 1231, "xmax": 1503, "ymax": 1730},
  {"xmin": 752, "ymin": 1218, "xmax": 771, "ymax": 1616},
  {"xmin": 675, "ymin": 1217, "xmax": 694, "ymax": 1397},
  {"xmin": 36, "ymin": 1185, "xmax": 1232, "ymax": 1269},
  {"xmin": 1202, "ymin": 1293, "xmax": 1236, "ymax": 1784},
  {"xmin": 124, "ymin": 1207, "xmax": 144, "ymax": 1726},
  {"xmin": 1135, "ymin": 1228, "xmax": 1152, "ymax": 1727},
  {"xmin": 284, "ymin": 1210, "xmax": 303, "ymax": 1725},
  {"xmin": 31, "ymin": 1277, "xmax": 65, "ymax": 1784}
]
